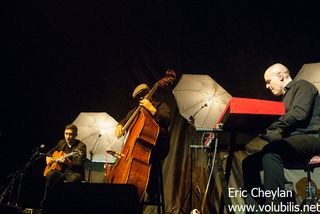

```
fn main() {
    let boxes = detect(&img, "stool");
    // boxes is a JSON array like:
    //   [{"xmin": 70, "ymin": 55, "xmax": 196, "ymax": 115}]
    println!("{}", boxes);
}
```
[
  {"xmin": 300, "ymin": 156, "xmax": 320, "ymax": 209},
  {"xmin": 142, "ymin": 164, "xmax": 165, "ymax": 214}
]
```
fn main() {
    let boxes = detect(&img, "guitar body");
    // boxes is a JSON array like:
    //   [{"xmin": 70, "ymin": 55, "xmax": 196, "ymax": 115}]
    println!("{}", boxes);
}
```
[{"xmin": 43, "ymin": 151, "xmax": 64, "ymax": 176}]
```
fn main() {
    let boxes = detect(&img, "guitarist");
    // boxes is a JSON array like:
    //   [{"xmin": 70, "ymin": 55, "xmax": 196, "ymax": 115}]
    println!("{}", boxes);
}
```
[{"xmin": 41, "ymin": 124, "xmax": 86, "ymax": 206}]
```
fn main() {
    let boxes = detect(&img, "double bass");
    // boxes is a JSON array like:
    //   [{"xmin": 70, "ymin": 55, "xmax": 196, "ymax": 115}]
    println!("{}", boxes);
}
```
[{"xmin": 106, "ymin": 70, "xmax": 176, "ymax": 201}]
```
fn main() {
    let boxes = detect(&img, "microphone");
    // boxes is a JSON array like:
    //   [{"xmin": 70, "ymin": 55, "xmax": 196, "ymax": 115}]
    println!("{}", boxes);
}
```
[
  {"xmin": 189, "ymin": 103, "xmax": 208, "ymax": 125},
  {"xmin": 32, "ymin": 144, "xmax": 46, "ymax": 153}
]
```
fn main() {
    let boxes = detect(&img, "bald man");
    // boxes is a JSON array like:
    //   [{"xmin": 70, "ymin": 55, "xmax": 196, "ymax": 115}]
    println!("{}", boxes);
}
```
[{"xmin": 242, "ymin": 63, "xmax": 320, "ymax": 209}]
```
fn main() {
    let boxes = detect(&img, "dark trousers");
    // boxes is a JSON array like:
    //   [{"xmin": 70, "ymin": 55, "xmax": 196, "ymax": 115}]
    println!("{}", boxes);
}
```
[
  {"xmin": 242, "ymin": 134, "xmax": 320, "ymax": 206},
  {"xmin": 146, "ymin": 161, "xmax": 162, "ymax": 200},
  {"xmin": 46, "ymin": 170, "xmax": 83, "ymax": 189},
  {"xmin": 146, "ymin": 137, "xmax": 169, "ymax": 200},
  {"xmin": 41, "ymin": 170, "xmax": 83, "ymax": 207}
]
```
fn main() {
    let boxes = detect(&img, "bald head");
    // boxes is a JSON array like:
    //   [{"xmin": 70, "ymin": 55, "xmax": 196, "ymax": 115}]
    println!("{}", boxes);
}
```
[
  {"xmin": 264, "ymin": 63, "xmax": 292, "ymax": 96},
  {"xmin": 265, "ymin": 63, "xmax": 290, "ymax": 78}
]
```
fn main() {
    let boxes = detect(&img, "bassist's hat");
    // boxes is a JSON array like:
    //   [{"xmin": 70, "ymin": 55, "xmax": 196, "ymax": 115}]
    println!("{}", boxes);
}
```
[{"xmin": 132, "ymin": 83, "xmax": 150, "ymax": 98}]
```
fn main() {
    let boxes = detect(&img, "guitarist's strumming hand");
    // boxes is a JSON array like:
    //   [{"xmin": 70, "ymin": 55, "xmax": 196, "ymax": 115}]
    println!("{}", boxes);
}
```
[
  {"xmin": 46, "ymin": 156, "xmax": 53, "ymax": 165},
  {"xmin": 59, "ymin": 156, "xmax": 72, "ymax": 166}
]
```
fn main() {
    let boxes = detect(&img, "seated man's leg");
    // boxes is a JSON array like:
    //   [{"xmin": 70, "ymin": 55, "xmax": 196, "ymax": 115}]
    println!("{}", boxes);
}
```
[
  {"xmin": 46, "ymin": 170, "xmax": 65, "ymax": 190},
  {"xmin": 42, "ymin": 170, "xmax": 64, "ymax": 207},
  {"xmin": 242, "ymin": 151, "xmax": 265, "ymax": 206},
  {"xmin": 260, "ymin": 137, "xmax": 318, "ymax": 205},
  {"xmin": 261, "ymin": 152, "xmax": 285, "ymax": 205},
  {"xmin": 283, "ymin": 134, "xmax": 320, "ymax": 159},
  {"xmin": 64, "ymin": 170, "xmax": 83, "ymax": 182},
  {"xmin": 242, "ymin": 135, "xmax": 320, "ymax": 211}
]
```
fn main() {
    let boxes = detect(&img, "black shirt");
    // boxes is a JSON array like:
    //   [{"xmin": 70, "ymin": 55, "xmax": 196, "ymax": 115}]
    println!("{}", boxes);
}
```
[{"xmin": 269, "ymin": 79, "xmax": 319, "ymax": 136}]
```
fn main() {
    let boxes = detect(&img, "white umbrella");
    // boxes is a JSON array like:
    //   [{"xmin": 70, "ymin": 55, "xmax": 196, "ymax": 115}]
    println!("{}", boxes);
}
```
[
  {"xmin": 173, "ymin": 74, "xmax": 232, "ymax": 130},
  {"xmin": 73, "ymin": 112, "xmax": 124, "ymax": 163},
  {"xmin": 294, "ymin": 62, "xmax": 320, "ymax": 91}
]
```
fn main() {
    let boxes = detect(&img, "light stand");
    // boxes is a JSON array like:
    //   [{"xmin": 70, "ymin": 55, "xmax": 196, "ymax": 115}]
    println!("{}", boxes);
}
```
[{"xmin": 87, "ymin": 134, "xmax": 101, "ymax": 183}]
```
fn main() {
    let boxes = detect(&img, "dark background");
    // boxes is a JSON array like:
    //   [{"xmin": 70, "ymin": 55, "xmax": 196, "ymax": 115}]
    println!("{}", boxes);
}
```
[{"xmin": 1, "ymin": 0, "xmax": 320, "ymax": 207}]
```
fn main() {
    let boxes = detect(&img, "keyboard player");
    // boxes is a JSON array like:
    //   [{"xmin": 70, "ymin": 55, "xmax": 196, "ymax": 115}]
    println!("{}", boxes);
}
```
[{"xmin": 242, "ymin": 63, "xmax": 320, "ymax": 209}]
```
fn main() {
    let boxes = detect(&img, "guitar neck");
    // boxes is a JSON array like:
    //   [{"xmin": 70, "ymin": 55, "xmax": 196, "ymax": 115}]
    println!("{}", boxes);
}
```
[{"xmin": 54, "ymin": 151, "xmax": 76, "ymax": 162}]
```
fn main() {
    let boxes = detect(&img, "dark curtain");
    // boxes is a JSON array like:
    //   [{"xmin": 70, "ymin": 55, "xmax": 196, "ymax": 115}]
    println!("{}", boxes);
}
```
[
  {"xmin": 154, "ymin": 110, "xmax": 212, "ymax": 214},
  {"xmin": 156, "ymin": 108, "xmax": 223, "ymax": 214}
]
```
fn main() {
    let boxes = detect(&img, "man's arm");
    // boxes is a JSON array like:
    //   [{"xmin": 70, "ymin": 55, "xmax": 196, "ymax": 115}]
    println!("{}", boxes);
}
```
[
  {"xmin": 70, "ymin": 142, "xmax": 87, "ymax": 168},
  {"xmin": 262, "ymin": 81, "xmax": 317, "ymax": 142},
  {"xmin": 45, "ymin": 140, "xmax": 64, "ymax": 164},
  {"xmin": 154, "ymin": 102, "xmax": 171, "ymax": 129},
  {"xmin": 273, "ymin": 81, "xmax": 317, "ymax": 130}
]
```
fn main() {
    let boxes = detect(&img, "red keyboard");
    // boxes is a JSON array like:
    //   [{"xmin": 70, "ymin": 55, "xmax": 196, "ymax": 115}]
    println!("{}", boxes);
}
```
[{"xmin": 215, "ymin": 97, "xmax": 285, "ymax": 132}]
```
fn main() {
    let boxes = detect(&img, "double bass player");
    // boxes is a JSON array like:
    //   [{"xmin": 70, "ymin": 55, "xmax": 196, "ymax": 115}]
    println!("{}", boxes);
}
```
[{"xmin": 114, "ymin": 83, "xmax": 171, "ymax": 201}]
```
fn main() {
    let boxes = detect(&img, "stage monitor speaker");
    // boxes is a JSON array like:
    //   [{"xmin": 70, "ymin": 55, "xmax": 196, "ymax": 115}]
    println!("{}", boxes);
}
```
[
  {"xmin": 45, "ymin": 183, "xmax": 141, "ymax": 214},
  {"xmin": 0, "ymin": 203, "xmax": 20, "ymax": 214}
]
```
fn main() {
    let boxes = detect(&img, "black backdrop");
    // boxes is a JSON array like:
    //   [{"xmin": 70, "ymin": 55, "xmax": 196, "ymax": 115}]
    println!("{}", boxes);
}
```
[{"xmin": 1, "ymin": 0, "xmax": 320, "ymax": 209}]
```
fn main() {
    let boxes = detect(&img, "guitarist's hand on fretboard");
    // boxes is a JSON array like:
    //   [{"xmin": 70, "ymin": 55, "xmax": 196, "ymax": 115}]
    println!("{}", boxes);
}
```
[
  {"xmin": 46, "ymin": 156, "xmax": 53, "ymax": 165},
  {"xmin": 46, "ymin": 153, "xmax": 71, "ymax": 165}
]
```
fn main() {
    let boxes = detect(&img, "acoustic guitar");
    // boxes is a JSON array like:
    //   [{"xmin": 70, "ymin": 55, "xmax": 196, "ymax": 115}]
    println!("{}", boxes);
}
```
[{"xmin": 43, "ymin": 150, "xmax": 81, "ymax": 176}]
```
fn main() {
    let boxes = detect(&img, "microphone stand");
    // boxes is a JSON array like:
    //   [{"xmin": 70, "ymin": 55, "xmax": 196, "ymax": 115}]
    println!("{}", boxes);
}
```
[
  {"xmin": 178, "ymin": 103, "xmax": 218, "ymax": 213},
  {"xmin": 0, "ymin": 150, "xmax": 44, "ymax": 209},
  {"xmin": 179, "ymin": 103, "xmax": 209, "ymax": 214},
  {"xmin": 88, "ymin": 134, "xmax": 101, "ymax": 183},
  {"xmin": 189, "ymin": 103, "xmax": 208, "ymax": 126}
]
